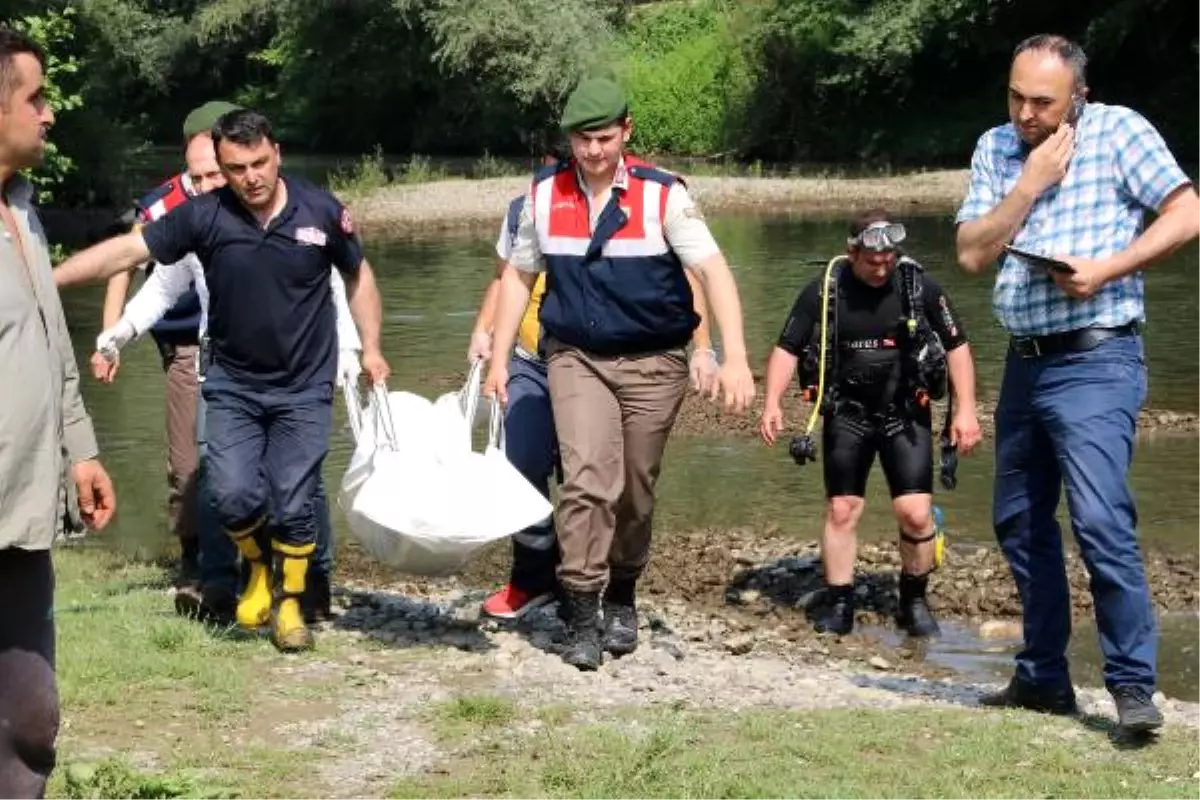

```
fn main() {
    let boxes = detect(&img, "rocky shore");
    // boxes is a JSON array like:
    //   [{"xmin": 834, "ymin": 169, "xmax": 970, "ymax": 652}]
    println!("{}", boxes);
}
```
[{"xmin": 334, "ymin": 523, "xmax": 1198, "ymax": 683}]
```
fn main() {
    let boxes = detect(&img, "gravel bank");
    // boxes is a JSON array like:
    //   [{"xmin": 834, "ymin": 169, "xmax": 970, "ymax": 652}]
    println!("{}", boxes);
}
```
[{"xmin": 346, "ymin": 170, "xmax": 972, "ymax": 238}]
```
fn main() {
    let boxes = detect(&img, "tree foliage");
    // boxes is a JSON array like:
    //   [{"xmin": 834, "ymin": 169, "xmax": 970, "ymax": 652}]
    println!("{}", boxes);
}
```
[
  {"xmin": 6, "ymin": 0, "xmax": 1194, "ymax": 205},
  {"xmin": 12, "ymin": 7, "xmax": 84, "ymax": 202}
]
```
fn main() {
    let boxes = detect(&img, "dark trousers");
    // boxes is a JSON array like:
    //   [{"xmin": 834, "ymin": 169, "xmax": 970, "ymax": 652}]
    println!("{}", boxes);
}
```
[
  {"xmin": 201, "ymin": 371, "xmax": 333, "ymax": 549},
  {"xmin": 195, "ymin": 390, "xmax": 335, "ymax": 593},
  {"xmin": 504, "ymin": 355, "xmax": 559, "ymax": 592},
  {"xmin": 0, "ymin": 549, "xmax": 57, "ymax": 799},
  {"xmin": 993, "ymin": 335, "xmax": 1156, "ymax": 692}
]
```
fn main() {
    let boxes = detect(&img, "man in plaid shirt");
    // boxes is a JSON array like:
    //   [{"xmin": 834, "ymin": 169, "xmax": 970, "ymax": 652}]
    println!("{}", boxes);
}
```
[{"xmin": 955, "ymin": 34, "xmax": 1198, "ymax": 733}]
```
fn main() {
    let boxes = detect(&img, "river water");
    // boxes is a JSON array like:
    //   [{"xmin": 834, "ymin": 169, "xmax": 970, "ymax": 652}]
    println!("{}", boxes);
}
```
[{"xmin": 56, "ymin": 207, "xmax": 1198, "ymax": 699}]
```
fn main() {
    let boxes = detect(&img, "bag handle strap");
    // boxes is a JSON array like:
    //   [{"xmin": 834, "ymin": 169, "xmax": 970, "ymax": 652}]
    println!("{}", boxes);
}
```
[
  {"xmin": 458, "ymin": 359, "xmax": 485, "ymax": 429},
  {"xmin": 342, "ymin": 379, "xmax": 365, "ymax": 443},
  {"xmin": 485, "ymin": 395, "xmax": 505, "ymax": 451},
  {"xmin": 370, "ymin": 383, "xmax": 400, "ymax": 451}
]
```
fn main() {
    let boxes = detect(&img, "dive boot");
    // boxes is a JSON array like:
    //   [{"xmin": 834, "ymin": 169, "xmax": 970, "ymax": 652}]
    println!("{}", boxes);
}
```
[
  {"xmin": 560, "ymin": 589, "xmax": 602, "ymax": 671},
  {"xmin": 813, "ymin": 584, "xmax": 855, "ymax": 635},
  {"xmin": 897, "ymin": 571, "xmax": 941, "ymax": 638},
  {"xmin": 271, "ymin": 540, "xmax": 315, "ymax": 652},
  {"xmin": 601, "ymin": 577, "xmax": 639, "ymax": 657},
  {"xmin": 228, "ymin": 519, "xmax": 272, "ymax": 629}
]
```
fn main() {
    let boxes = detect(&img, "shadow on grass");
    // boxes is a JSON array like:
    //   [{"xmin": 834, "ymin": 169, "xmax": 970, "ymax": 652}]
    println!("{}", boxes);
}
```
[{"xmin": 849, "ymin": 671, "xmax": 1162, "ymax": 750}]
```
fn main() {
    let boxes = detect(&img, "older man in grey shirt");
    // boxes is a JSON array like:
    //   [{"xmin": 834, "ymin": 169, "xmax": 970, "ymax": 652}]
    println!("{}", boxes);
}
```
[{"xmin": 0, "ymin": 28, "xmax": 115, "ymax": 798}]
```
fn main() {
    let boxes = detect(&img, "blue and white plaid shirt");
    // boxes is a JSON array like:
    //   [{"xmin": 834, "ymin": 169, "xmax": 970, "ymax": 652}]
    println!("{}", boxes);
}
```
[{"xmin": 956, "ymin": 102, "xmax": 1190, "ymax": 337}]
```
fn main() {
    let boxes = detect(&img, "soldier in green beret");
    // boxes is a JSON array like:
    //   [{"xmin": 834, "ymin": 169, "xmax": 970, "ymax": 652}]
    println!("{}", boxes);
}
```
[{"xmin": 484, "ymin": 76, "xmax": 755, "ymax": 670}]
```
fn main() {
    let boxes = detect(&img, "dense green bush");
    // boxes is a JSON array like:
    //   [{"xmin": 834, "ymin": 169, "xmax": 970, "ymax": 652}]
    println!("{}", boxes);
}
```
[{"xmin": 618, "ymin": 0, "xmax": 751, "ymax": 156}]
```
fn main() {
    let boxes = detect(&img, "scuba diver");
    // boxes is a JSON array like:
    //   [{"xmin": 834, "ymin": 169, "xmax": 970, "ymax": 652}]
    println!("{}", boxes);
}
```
[{"xmin": 758, "ymin": 208, "xmax": 982, "ymax": 637}]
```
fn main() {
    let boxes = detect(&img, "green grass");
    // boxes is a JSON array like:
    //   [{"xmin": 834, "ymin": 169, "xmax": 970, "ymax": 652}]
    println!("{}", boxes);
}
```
[
  {"xmin": 392, "ymin": 707, "xmax": 1200, "ymax": 799},
  {"xmin": 431, "ymin": 694, "xmax": 518, "ymax": 742},
  {"xmin": 48, "ymin": 549, "xmax": 338, "ymax": 799},
  {"xmin": 43, "ymin": 548, "xmax": 1200, "ymax": 800}
]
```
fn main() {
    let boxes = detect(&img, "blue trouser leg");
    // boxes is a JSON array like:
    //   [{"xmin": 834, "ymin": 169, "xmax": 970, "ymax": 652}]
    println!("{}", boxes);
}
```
[
  {"xmin": 312, "ymin": 478, "xmax": 334, "ymax": 578},
  {"xmin": 994, "ymin": 336, "xmax": 1156, "ymax": 692},
  {"xmin": 202, "ymin": 380, "xmax": 271, "ymax": 537},
  {"xmin": 196, "ymin": 390, "xmax": 241, "ymax": 593},
  {"xmin": 261, "ymin": 388, "xmax": 334, "ymax": 550},
  {"xmin": 504, "ymin": 356, "xmax": 559, "ymax": 593},
  {"xmin": 994, "ymin": 354, "xmax": 1072, "ymax": 689}
]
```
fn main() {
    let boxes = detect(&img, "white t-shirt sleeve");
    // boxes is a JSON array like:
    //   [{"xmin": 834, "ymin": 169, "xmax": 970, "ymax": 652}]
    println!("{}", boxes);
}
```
[
  {"xmin": 329, "ymin": 268, "xmax": 361, "ymax": 351},
  {"xmin": 122, "ymin": 256, "xmax": 198, "ymax": 336},
  {"xmin": 662, "ymin": 182, "xmax": 720, "ymax": 270},
  {"xmin": 508, "ymin": 194, "xmax": 545, "ymax": 274},
  {"xmin": 494, "ymin": 213, "xmax": 513, "ymax": 262}
]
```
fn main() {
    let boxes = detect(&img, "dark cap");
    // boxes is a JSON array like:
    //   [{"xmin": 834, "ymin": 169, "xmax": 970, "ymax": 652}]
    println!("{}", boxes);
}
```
[
  {"xmin": 183, "ymin": 101, "xmax": 243, "ymax": 140},
  {"xmin": 560, "ymin": 78, "xmax": 629, "ymax": 132}
]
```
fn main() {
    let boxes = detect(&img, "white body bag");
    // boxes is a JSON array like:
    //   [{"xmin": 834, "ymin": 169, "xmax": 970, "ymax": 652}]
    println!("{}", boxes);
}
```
[{"xmin": 338, "ymin": 362, "xmax": 553, "ymax": 576}]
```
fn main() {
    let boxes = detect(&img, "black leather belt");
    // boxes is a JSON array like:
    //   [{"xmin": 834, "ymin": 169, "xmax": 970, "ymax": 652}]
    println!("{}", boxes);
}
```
[{"xmin": 1009, "ymin": 323, "xmax": 1138, "ymax": 359}]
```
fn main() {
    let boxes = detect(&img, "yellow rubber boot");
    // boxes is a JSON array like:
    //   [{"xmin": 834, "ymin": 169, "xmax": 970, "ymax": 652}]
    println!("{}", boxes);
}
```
[
  {"xmin": 271, "ymin": 540, "xmax": 315, "ymax": 652},
  {"xmin": 229, "ymin": 519, "xmax": 272, "ymax": 629}
]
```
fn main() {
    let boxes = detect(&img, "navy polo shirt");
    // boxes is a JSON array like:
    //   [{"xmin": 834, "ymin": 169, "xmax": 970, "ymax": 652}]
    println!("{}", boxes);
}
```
[{"xmin": 142, "ymin": 174, "xmax": 362, "ymax": 390}]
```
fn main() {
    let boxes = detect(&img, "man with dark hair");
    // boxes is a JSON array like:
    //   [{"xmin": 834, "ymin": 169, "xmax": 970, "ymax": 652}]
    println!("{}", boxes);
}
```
[
  {"xmin": 0, "ymin": 26, "xmax": 116, "ymax": 797},
  {"xmin": 956, "ymin": 33, "xmax": 1198, "ymax": 731},
  {"xmin": 483, "ymin": 77, "xmax": 756, "ymax": 670},
  {"xmin": 759, "ymin": 209, "xmax": 980, "ymax": 637},
  {"xmin": 55, "ymin": 107, "xmax": 389, "ymax": 653}
]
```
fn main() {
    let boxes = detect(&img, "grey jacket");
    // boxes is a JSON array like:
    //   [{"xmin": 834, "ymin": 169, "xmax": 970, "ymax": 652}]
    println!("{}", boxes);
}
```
[{"xmin": 1, "ymin": 175, "xmax": 99, "ymax": 550}]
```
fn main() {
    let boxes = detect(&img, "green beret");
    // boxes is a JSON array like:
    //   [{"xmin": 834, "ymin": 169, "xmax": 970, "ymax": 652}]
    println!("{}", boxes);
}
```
[
  {"xmin": 182, "ymin": 101, "xmax": 243, "ymax": 140},
  {"xmin": 560, "ymin": 78, "xmax": 629, "ymax": 132}
]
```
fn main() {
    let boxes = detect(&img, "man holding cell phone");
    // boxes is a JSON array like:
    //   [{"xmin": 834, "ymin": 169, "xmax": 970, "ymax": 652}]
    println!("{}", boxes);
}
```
[{"xmin": 954, "ymin": 34, "xmax": 1198, "ymax": 734}]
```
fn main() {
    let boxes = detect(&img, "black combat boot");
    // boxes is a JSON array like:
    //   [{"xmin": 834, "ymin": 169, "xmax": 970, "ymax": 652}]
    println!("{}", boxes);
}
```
[
  {"xmin": 560, "ymin": 589, "xmax": 602, "ymax": 671},
  {"xmin": 1111, "ymin": 685, "xmax": 1164, "ymax": 733},
  {"xmin": 602, "ymin": 577, "xmax": 639, "ymax": 657},
  {"xmin": 813, "ymin": 584, "xmax": 855, "ymax": 635},
  {"xmin": 896, "ymin": 571, "xmax": 940, "ymax": 638},
  {"xmin": 302, "ymin": 569, "xmax": 333, "ymax": 624}
]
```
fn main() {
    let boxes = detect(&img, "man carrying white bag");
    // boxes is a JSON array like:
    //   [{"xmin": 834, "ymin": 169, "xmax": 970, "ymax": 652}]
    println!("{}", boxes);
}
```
[{"xmin": 339, "ymin": 361, "xmax": 553, "ymax": 576}]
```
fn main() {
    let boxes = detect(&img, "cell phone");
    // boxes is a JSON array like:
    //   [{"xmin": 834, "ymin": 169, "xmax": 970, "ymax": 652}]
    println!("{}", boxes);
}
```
[{"xmin": 1003, "ymin": 244, "xmax": 1076, "ymax": 275}]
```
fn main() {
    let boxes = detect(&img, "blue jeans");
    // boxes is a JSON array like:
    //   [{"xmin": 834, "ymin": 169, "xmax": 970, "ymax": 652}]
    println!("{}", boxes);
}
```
[
  {"xmin": 504, "ymin": 355, "xmax": 559, "ymax": 592},
  {"xmin": 993, "ymin": 334, "xmax": 1155, "ymax": 693},
  {"xmin": 197, "ymin": 369, "xmax": 335, "ymax": 592}
]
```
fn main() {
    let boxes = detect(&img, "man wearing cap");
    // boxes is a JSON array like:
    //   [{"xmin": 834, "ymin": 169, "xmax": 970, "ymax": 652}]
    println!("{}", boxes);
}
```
[
  {"xmin": 484, "ymin": 77, "xmax": 756, "ymax": 670},
  {"xmin": 469, "ymin": 149, "xmax": 720, "ymax": 622},
  {"xmin": 92, "ymin": 100, "xmax": 238, "ymax": 598}
]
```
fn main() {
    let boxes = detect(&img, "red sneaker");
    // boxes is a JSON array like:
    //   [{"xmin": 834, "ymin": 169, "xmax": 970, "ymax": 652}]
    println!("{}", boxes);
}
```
[{"xmin": 481, "ymin": 584, "xmax": 552, "ymax": 620}]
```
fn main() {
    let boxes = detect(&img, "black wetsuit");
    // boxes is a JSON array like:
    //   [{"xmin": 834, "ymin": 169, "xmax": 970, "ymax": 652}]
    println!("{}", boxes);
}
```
[{"xmin": 777, "ymin": 263, "xmax": 968, "ymax": 498}]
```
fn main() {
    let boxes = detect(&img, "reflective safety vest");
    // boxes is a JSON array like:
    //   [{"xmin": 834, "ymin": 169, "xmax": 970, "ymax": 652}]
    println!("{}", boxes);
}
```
[
  {"xmin": 135, "ymin": 173, "xmax": 202, "ymax": 341},
  {"xmin": 530, "ymin": 157, "xmax": 698, "ymax": 355}
]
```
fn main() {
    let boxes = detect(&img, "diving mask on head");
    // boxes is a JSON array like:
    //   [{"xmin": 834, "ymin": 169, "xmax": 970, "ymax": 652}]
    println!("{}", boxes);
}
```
[{"xmin": 848, "ymin": 221, "xmax": 906, "ymax": 252}]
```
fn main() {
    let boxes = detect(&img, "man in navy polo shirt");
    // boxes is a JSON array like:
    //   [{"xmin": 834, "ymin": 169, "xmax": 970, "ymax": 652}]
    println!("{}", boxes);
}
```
[{"xmin": 55, "ymin": 109, "xmax": 389, "ymax": 652}]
